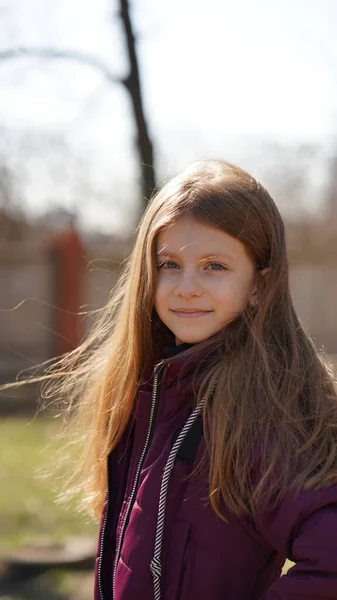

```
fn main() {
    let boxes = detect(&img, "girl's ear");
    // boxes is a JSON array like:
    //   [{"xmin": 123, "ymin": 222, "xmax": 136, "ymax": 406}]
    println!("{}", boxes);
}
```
[{"xmin": 248, "ymin": 268, "xmax": 270, "ymax": 308}]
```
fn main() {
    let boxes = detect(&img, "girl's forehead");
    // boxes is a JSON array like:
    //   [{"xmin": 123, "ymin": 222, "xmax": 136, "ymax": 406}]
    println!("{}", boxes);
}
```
[
  {"xmin": 157, "ymin": 215, "xmax": 224, "ymax": 240},
  {"xmin": 156, "ymin": 216, "xmax": 245, "ymax": 261}
]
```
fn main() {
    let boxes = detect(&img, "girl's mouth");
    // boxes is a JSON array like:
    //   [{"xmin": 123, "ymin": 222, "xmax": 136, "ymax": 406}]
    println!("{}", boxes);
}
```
[{"xmin": 172, "ymin": 310, "xmax": 211, "ymax": 319}]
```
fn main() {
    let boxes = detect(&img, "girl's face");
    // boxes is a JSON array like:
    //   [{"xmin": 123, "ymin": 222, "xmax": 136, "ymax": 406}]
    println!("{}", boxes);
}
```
[{"xmin": 154, "ymin": 215, "xmax": 258, "ymax": 345}]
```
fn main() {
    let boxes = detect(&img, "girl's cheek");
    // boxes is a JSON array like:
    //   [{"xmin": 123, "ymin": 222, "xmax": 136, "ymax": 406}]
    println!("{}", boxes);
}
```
[{"xmin": 155, "ymin": 281, "xmax": 171, "ymax": 299}]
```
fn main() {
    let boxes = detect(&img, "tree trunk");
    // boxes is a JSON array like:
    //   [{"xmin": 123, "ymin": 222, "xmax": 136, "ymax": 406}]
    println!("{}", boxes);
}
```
[{"xmin": 119, "ymin": 0, "xmax": 156, "ymax": 209}]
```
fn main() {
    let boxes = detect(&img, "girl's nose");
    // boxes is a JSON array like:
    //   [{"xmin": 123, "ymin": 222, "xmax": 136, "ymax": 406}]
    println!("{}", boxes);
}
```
[{"xmin": 174, "ymin": 271, "xmax": 203, "ymax": 298}]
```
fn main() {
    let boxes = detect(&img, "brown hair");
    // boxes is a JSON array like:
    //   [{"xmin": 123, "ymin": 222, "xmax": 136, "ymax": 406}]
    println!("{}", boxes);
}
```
[{"xmin": 5, "ymin": 159, "xmax": 337, "ymax": 521}]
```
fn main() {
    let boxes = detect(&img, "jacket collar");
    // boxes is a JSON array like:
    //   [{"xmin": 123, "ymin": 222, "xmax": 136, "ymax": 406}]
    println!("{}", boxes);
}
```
[
  {"xmin": 158, "ymin": 340, "xmax": 214, "ymax": 382},
  {"xmin": 141, "ymin": 338, "xmax": 221, "ymax": 385},
  {"xmin": 163, "ymin": 341, "xmax": 195, "ymax": 358}
]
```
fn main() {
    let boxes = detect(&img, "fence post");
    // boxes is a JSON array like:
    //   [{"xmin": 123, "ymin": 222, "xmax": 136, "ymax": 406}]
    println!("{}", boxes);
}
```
[{"xmin": 50, "ymin": 227, "xmax": 84, "ymax": 356}]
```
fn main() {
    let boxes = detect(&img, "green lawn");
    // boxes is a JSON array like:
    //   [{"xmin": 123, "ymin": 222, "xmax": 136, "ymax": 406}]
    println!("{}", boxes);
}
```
[
  {"xmin": 0, "ymin": 416, "xmax": 98, "ymax": 599},
  {"xmin": 0, "ymin": 417, "xmax": 97, "ymax": 555}
]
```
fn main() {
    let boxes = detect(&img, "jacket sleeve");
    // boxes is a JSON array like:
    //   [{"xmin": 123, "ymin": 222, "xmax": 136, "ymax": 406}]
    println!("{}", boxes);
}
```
[{"xmin": 254, "ymin": 483, "xmax": 337, "ymax": 599}]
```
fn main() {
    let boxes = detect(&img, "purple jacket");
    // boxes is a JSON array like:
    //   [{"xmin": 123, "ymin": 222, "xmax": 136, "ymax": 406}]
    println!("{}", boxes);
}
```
[{"xmin": 94, "ymin": 344, "xmax": 337, "ymax": 599}]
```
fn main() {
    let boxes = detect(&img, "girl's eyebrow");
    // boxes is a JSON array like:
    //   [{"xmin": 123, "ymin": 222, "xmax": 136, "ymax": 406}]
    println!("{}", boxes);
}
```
[{"xmin": 156, "ymin": 250, "xmax": 235, "ymax": 261}]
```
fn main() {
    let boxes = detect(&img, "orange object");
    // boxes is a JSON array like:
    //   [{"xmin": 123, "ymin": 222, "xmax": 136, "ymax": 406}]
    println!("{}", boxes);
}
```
[{"xmin": 51, "ymin": 227, "xmax": 84, "ymax": 356}]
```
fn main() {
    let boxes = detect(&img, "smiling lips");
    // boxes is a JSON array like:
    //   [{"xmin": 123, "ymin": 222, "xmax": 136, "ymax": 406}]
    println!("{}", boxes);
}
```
[{"xmin": 171, "ymin": 309, "xmax": 212, "ymax": 318}]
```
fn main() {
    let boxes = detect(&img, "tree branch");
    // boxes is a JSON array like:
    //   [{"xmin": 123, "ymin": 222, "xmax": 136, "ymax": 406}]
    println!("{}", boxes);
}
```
[{"xmin": 0, "ymin": 47, "xmax": 121, "ymax": 85}]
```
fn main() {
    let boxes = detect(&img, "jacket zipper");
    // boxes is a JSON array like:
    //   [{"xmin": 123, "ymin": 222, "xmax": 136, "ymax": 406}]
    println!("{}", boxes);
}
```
[
  {"xmin": 98, "ymin": 359, "xmax": 168, "ymax": 600},
  {"xmin": 150, "ymin": 381, "xmax": 216, "ymax": 600}
]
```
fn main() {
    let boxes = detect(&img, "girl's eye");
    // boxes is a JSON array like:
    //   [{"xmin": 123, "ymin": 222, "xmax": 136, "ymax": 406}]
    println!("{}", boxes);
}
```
[
  {"xmin": 156, "ymin": 260, "xmax": 179, "ymax": 269},
  {"xmin": 156, "ymin": 261, "xmax": 227, "ymax": 271},
  {"xmin": 206, "ymin": 263, "xmax": 227, "ymax": 271}
]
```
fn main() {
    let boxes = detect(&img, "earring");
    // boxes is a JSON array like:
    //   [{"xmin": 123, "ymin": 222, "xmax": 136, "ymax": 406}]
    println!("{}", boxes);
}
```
[{"xmin": 255, "ymin": 298, "xmax": 260, "ymax": 306}]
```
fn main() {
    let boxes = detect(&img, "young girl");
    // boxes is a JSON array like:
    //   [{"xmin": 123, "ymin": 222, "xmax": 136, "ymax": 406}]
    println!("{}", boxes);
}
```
[{"xmin": 45, "ymin": 159, "xmax": 337, "ymax": 599}]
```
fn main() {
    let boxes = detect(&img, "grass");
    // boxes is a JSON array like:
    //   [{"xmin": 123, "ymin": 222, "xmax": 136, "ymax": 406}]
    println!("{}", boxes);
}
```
[
  {"xmin": 0, "ymin": 416, "xmax": 98, "ymax": 599},
  {"xmin": 0, "ymin": 416, "xmax": 97, "ymax": 554},
  {"xmin": 0, "ymin": 571, "xmax": 95, "ymax": 600}
]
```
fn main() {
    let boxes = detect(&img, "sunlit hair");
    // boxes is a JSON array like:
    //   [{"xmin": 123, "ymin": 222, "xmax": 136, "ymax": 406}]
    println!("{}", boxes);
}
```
[{"xmin": 6, "ymin": 159, "xmax": 337, "ymax": 521}]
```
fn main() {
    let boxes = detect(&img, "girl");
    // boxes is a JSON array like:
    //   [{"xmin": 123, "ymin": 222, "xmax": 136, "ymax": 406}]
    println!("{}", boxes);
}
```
[{"xmin": 44, "ymin": 159, "xmax": 337, "ymax": 598}]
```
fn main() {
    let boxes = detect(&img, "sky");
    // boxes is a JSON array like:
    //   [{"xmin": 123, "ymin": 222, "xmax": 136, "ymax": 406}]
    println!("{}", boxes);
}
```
[{"xmin": 0, "ymin": 0, "xmax": 336, "ymax": 232}]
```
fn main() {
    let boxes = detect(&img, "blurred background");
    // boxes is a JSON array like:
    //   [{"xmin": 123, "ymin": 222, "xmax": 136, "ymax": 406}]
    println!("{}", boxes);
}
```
[{"xmin": 0, "ymin": 0, "xmax": 337, "ymax": 597}]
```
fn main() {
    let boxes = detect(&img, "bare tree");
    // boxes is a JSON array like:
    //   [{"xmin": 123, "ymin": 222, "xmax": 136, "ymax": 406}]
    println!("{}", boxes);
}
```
[{"xmin": 0, "ymin": 0, "xmax": 156, "ymax": 212}]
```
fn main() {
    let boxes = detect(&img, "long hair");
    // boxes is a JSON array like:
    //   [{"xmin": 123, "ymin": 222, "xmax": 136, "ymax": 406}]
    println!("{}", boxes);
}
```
[{"xmin": 7, "ymin": 159, "xmax": 337, "ymax": 521}]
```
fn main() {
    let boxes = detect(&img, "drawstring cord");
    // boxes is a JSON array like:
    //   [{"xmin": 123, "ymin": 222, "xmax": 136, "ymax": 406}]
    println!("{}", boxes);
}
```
[{"xmin": 150, "ymin": 381, "xmax": 216, "ymax": 600}]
